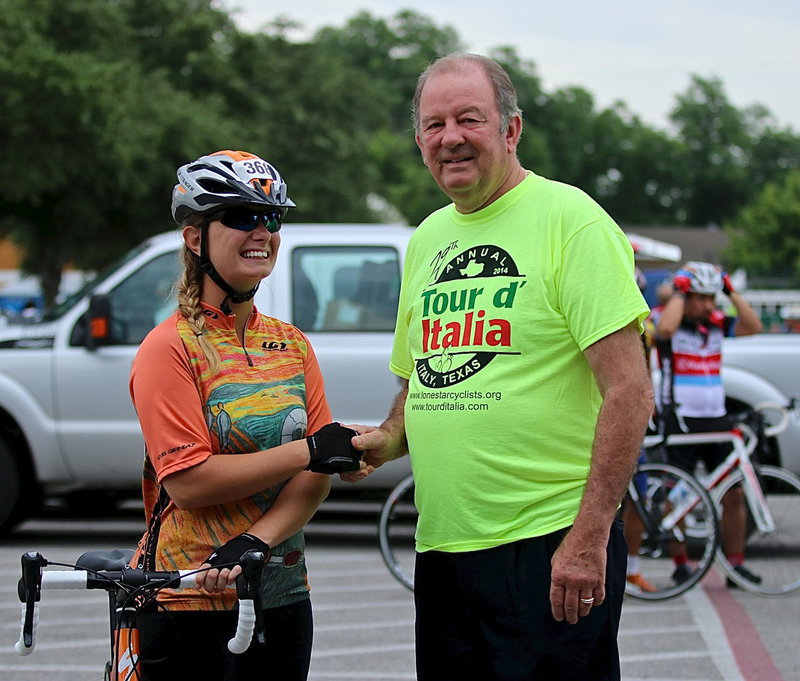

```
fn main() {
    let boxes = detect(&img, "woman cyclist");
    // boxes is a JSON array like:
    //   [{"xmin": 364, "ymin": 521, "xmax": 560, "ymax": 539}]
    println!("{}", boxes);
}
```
[{"xmin": 128, "ymin": 150, "xmax": 368, "ymax": 681}]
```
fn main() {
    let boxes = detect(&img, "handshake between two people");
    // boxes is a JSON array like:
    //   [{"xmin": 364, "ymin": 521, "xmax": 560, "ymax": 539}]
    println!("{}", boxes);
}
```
[
  {"xmin": 306, "ymin": 421, "xmax": 394, "ymax": 481},
  {"xmin": 305, "ymin": 422, "xmax": 368, "ymax": 475}
]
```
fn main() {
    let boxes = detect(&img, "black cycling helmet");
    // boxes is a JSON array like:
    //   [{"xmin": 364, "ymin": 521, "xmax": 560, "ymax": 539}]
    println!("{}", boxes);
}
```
[{"xmin": 172, "ymin": 150, "xmax": 295, "ymax": 311}]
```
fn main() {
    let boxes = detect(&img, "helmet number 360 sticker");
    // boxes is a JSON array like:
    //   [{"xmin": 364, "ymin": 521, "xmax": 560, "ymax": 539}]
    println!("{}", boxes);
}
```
[{"xmin": 234, "ymin": 159, "xmax": 275, "ymax": 180}]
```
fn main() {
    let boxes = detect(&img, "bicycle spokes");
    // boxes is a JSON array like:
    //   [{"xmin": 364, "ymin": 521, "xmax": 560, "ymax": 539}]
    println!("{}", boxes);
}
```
[
  {"xmin": 625, "ymin": 463, "xmax": 720, "ymax": 601},
  {"xmin": 714, "ymin": 465, "xmax": 800, "ymax": 596}
]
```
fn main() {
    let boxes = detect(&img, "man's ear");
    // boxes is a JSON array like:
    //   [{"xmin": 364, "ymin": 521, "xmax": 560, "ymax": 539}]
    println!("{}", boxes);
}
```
[
  {"xmin": 415, "ymin": 134, "xmax": 429, "ymax": 166},
  {"xmin": 183, "ymin": 225, "xmax": 202, "ymax": 257},
  {"xmin": 505, "ymin": 114, "xmax": 523, "ymax": 154}
]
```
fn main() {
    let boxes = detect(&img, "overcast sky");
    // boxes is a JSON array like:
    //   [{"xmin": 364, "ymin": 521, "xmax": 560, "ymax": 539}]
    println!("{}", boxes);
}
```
[{"xmin": 222, "ymin": 0, "xmax": 800, "ymax": 132}]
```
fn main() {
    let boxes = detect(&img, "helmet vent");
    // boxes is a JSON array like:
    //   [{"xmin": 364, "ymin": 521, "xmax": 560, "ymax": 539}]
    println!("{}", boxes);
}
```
[{"xmin": 197, "ymin": 179, "xmax": 233, "ymax": 194}]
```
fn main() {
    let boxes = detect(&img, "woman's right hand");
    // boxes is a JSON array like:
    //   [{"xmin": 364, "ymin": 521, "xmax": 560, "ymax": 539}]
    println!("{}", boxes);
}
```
[
  {"xmin": 306, "ymin": 423, "xmax": 363, "ymax": 474},
  {"xmin": 338, "ymin": 458, "xmax": 375, "ymax": 483},
  {"xmin": 195, "ymin": 533, "xmax": 270, "ymax": 592}
]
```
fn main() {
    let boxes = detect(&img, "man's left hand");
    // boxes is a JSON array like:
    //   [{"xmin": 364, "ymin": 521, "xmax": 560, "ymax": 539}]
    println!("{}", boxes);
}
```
[
  {"xmin": 722, "ymin": 272, "xmax": 735, "ymax": 296},
  {"xmin": 549, "ymin": 529, "xmax": 607, "ymax": 625}
]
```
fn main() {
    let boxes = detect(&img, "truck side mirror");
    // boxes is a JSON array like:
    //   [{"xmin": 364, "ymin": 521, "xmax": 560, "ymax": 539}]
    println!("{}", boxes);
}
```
[{"xmin": 86, "ymin": 294, "xmax": 112, "ymax": 351}]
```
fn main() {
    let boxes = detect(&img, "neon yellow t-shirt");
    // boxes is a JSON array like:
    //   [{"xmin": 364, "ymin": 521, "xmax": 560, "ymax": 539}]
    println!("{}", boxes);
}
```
[{"xmin": 390, "ymin": 172, "xmax": 649, "ymax": 552}]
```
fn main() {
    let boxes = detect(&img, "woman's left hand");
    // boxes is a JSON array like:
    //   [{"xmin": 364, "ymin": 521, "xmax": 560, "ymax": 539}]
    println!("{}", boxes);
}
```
[{"xmin": 338, "ymin": 459, "xmax": 374, "ymax": 483}]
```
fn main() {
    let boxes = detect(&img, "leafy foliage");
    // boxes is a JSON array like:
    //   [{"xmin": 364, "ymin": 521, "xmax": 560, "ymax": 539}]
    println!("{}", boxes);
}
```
[
  {"xmin": 1, "ymin": 2, "xmax": 798, "ymax": 303},
  {"xmin": 0, "ymin": 0, "xmax": 237, "ymax": 302},
  {"xmin": 724, "ymin": 171, "xmax": 800, "ymax": 284}
]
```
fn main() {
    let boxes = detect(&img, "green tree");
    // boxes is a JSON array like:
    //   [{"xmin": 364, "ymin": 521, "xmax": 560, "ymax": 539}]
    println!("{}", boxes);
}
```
[
  {"xmin": 213, "ymin": 30, "xmax": 388, "ymax": 222},
  {"xmin": 670, "ymin": 75, "xmax": 751, "ymax": 226},
  {"xmin": 588, "ymin": 106, "xmax": 689, "ymax": 225},
  {"xmin": 488, "ymin": 47, "xmax": 553, "ymax": 177},
  {"xmin": 0, "ymin": 0, "xmax": 236, "ymax": 304},
  {"xmin": 724, "ymin": 170, "xmax": 800, "ymax": 285},
  {"xmin": 745, "ymin": 105, "xmax": 800, "ymax": 189},
  {"xmin": 311, "ymin": 10, "xmax": 464, "ymax": 224}
]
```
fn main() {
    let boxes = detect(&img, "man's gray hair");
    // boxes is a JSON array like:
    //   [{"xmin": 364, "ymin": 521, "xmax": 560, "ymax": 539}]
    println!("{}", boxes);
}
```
[{"xmin": 411, "ymin": 53, "xmax": 523, "ymax": 134}]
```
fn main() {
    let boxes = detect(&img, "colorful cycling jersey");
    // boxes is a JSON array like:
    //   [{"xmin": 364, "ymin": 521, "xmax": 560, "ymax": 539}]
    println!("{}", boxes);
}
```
[
  {"xmin": 129, "ymin": 304, "xmax": 331, "ymax": 611},
  {"xmin": 652, "ymin": 308, "xmax": 734, "ymax": 418}
]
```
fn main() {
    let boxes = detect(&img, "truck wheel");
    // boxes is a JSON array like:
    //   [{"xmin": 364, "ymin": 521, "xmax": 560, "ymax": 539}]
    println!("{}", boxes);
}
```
[{"xmin": 0, "ymin": 436, "xmax": 22, "ymax": 534}]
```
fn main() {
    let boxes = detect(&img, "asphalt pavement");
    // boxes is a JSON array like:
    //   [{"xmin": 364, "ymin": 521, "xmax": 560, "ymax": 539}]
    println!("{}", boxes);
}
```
[{"xmin": 0, "ymin": 507, "xmax": 797, "ymax": 681}]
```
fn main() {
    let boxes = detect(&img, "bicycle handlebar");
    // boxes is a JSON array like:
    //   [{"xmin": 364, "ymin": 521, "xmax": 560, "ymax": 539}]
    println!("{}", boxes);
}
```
[
  {"xmin": 14, "ymin": 550, "xmax": 265, "ymax": 657},
  {"xmin": 753, "ymin": 401, "xmax": 792, "ymax": 438}
]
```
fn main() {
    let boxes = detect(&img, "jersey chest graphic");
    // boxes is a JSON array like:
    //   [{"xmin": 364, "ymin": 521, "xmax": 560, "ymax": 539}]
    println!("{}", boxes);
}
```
[{"xmin": 415, "ymin": 243, "xmax": 524, "ymax": 388}]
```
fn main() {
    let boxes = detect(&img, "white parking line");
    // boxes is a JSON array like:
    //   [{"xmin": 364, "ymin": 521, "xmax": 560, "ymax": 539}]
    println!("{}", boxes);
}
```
[
  {"xmin": 312, "ymin": 643, "xmax": 415, "ymax": 658},
  {"xmin": 313, "ymin": 598, "xmax": 412, "ymax": 612},
  {"xmin": 309, "ymin": 673, "xmax": 415, "ymax": 680},
  {"xmin": 315, "ymin": 619, "xmax": 413, "ymax": 633},
  {"xmin": 0, "ymin": 664, "xmax": 97, "ymax": 673},
  {"xmin": 685, "ymin": 584, "xmax": 746, "ymax": 681},
  {"xmin": 0, "ymin": 638, "xmax": 107, "ymax": 654},
  {"xmin": 310, "ymin": 674, "xmax": 415, "ymax": 680}
]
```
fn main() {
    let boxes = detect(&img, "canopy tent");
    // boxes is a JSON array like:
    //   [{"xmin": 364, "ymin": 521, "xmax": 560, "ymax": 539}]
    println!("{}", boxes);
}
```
[{"xmin": 627, "ymin": 233, "xmax": 682, "ymax": 265}]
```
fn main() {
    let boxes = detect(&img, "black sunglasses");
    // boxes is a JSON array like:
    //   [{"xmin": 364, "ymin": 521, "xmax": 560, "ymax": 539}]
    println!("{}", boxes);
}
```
[{"xmin": 206, "ymin": 206, "xmax": 284, "ymax": 233}]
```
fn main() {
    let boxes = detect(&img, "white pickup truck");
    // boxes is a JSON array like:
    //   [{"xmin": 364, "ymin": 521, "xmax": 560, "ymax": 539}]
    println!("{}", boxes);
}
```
[
  {"xmin": 0, "ymin": 225, "xmax": 413, "ymax": 532},
  {"xmin": 0, "ymin": 224, "xmax": 798, "ymax": 532}
]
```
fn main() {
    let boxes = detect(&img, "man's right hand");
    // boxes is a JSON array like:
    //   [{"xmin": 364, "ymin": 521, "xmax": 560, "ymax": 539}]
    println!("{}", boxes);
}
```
[
  {"xmin": 306, "ymin": 423, "xmax": 363, "ymax": 474},
  {"xmin": 348, "ymin": 424, "xmax": 397, "ymax": 469}
]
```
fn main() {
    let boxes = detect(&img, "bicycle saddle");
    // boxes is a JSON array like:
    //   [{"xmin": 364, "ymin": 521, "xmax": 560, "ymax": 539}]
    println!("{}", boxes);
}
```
[{"xmin": 75, "ymin": 549, "xmax": 135, "ymax": 571}]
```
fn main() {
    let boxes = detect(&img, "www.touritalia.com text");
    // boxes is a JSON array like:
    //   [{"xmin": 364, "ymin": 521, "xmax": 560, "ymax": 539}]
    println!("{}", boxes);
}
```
[{"xmin": 410, "ymin": 401, "xmax": 490, "ymax": 411}]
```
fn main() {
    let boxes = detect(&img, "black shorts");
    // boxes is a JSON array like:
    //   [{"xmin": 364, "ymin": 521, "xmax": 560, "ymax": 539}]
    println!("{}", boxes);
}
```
[
  {"xmin": 414, "ymin": 519, "xmax": 627, "ymax": 681},
  {"xmin": 665, "ymin": 414, "xmax": 734, "ymax": 474},
  {"xmin": 137, "ymin": 598, "xmax": 312, "ymax": 681}
]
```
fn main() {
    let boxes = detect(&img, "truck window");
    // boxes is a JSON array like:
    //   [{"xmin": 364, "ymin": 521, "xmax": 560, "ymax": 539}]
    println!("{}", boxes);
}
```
[
  {"xmin": 70, "ymin": 251, "xmax": 181, "ymax": 346},
  {"xmin": 291, "ymin": 247, "xmax": 400, "ymax": 332}
]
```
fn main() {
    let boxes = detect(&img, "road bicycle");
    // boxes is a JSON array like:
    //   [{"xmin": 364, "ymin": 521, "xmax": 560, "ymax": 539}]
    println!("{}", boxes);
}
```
[
  {"xmin": 13, "ymin": 548, "xmax": 267, "ymax": 680},
  {"xmin": 621, "ymin": 457, "xmax": 720, "ymax": 600},
  {"xmin": 626, "ymin": 401, "xmax": 800, "ymax": 600},
  {"xmin": 378, "ymin": 402, "xmax": 800, "ymax": 600}
]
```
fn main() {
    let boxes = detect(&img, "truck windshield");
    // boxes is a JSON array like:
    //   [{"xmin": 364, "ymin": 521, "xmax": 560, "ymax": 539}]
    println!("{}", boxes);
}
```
[{"xmin": 42, "ymin": 241, "xmax": 153, "ymax": 321}]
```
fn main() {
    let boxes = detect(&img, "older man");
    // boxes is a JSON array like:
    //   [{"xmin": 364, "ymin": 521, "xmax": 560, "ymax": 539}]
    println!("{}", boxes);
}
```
[{"xmin": 353, "ymin": 54, "xmax": 653, "ymax": 681}]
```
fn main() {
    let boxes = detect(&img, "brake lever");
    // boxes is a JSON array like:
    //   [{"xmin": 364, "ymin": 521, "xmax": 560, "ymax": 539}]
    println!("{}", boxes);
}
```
[
  {"xmin": 236, "ymin": 549, "xmax": 266, "ymax": 646},
  {"xmin": 16, "ymin": 552, "xmax": 47, "ymax": 652}
]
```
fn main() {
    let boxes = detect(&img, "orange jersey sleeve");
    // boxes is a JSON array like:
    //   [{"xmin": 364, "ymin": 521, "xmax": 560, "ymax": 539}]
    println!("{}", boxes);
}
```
[{"xmin": 129, "ymin": 314, "xmax": 213, "ymax": 482}]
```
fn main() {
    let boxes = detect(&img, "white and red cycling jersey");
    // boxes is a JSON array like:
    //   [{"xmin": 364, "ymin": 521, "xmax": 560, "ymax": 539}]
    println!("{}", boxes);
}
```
[{"xmin": 652, "ymin": 308, "xmax": 735, "ymax": 419}]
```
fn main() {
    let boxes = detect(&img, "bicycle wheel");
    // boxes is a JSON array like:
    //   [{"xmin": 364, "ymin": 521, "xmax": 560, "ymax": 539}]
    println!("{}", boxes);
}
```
[
  {"xmin": 625, "ymin": 463, "xmax": 720, "ymax": 601},
  {"xmin": 378, "ymin": 473, "xmax": 416, "ymax": 591},
  {"xmin": 714, "ymin": 465, "xmax": 800, "ymax": 596}
]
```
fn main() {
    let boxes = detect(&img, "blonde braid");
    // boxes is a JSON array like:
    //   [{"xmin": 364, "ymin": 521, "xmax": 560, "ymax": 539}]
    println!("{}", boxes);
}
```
[{"xmin": 176, "ymin": 226, "xmax": 221, "ymax": 373}]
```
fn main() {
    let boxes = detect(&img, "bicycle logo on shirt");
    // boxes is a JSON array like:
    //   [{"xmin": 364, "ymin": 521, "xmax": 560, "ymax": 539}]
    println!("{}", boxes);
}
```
[{"xmin": 415, "ymin": 244, "xmax": 523, "ymax": 389}]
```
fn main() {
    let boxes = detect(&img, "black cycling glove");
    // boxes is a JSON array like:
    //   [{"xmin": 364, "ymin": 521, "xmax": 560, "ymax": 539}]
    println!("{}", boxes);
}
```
[
  {"xmin": 306, "ymin": 422, "xmax": 362, "ymax": 474},
  {"xmin": 204, "ymin": 533, "xmax": 271, "ymax": 568}
]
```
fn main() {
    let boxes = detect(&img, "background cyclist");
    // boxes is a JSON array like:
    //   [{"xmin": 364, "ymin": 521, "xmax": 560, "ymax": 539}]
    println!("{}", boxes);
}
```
[
  {"xmin": 653, "ymin": 261, "xmax": 763, "ymax": 586},
  {"xmin": 128, "ymin": 150, "xmax": 367, "ymax": 681}
]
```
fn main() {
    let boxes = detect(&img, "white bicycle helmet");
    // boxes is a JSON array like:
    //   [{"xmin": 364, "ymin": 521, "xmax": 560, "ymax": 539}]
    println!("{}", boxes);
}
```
[
  {"xmin": 171, "ymin": 150, "xmax": 295, "ymax": 311},
  {"xmin": 676, "ymin": 261, "xmax": 723, "ymax": 295},
  {"xmin": 171, "ymin": 150, "xmax": 294, "ymax": 224}
]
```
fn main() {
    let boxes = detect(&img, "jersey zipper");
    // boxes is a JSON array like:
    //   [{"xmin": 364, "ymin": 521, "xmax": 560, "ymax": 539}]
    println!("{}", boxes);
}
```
[{"xmin": 241, "ymin": 310, "xmax": 254, "ymax": 367}]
